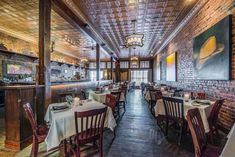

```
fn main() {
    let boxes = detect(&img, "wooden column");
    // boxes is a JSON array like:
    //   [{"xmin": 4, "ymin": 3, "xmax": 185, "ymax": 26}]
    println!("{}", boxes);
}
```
[
  {"xmin": 111, "ymin": 56, "xmax": 113, "ymax": 81},
  {"xmin": 96, "ymin": 43, "xmax": 100, "ymax": 81},
  {"xmin": 39, "ymin": 0, "xmax": 51, "ymax": 108},
  {"xmin": 115, "ymin": 60, "xmax": 120, "ymax": 82}
]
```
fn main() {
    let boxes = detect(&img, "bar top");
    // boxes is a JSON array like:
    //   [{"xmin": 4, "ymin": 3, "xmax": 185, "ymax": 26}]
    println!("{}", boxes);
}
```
[{"xmin": 0, "ymin": 84, "xmax": 44, "ymax": 90}]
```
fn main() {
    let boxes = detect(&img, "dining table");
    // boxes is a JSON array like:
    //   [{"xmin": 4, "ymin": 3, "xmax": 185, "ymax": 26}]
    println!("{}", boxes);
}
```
[
  {"xmin": 88, "ymin": 87, "xmax": 123, "ymax": 104},
  {"xmin": 44, "ymin": 99, "xmax": 117, "ymax": 151},
  {"xmin": 154, "ymin": 97, "xmax": 214, "ymax": 133},
  {"xmin": 220, "ymin": 123, "xmax": 235, "ymax": 157},
  {"xmin": 88, "ymin": 90, "xmax": 111, "ymax": 103}
]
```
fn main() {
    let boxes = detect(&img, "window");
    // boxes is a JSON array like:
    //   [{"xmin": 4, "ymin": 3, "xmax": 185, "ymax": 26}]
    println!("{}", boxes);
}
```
[
  {"xmin": 89, "ymin": 62, "xmax": 96, "ymax": 69},
  {"xmin": 89, "ymin": 70, "xmax": 103, "ymax": 81},
  {"xmin": 130, "ymin": 60, "xmax": 139, "ymax": 68},
  {"xmin": 131, "ymin": 70, "xmax": 148, "ymax": 86},
  {"xmin": 107, "ymin": 62, "xmax": 116, "ymax": 69},
  {"xmin": 100, "ymin": 62, "xmax": 106, "ymax": 69},
  {"xmin": 120, "ymin": 61, "xmax": 129, "ymax": 68},
  {"xmin": 140, "ymin": 61, "xmax": 150, "ymax": 68}
]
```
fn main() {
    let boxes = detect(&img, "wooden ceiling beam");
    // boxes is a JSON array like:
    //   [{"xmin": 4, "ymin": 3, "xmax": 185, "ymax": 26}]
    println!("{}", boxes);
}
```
[{"xmin": 51, "ymin": 0, "xmax": 117, "ymax": 59}]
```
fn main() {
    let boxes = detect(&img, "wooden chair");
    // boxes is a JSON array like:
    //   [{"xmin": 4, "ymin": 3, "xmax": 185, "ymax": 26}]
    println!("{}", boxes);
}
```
[
  {"xmin": 111, "ymin": 91, "xmax": 122, "ymax": 116},
  {"xmin": 197, "ymin": 92, "xmax": 206, "ymax": 99},
  {"xmin": 74, "ymin": 107, "xmax": 107, "ymax": 157},
  {"xmin": 208, "ymin": 99, "xmax": 224, "ymax": 143},
  {"xmin": 149, "ymin": 89, "xmax": 157, "ymax": 114},
  {"xmin": 23, "ymin": 103, "xmax": 49, "ymax": 157},
  {"xmin": 119, "ymin": 86, "xmax": 128, "ymax": 112},
  {"xmin": 186, "ymin": 108, "xmax": 221, "ymax": 157},
  {"xmin": 162, "ymin": 96, "xmax": 185, "ymax": 145},
  {"xmin": 105, "ymin": 94, "xmax": 118, "ymax": 118}
]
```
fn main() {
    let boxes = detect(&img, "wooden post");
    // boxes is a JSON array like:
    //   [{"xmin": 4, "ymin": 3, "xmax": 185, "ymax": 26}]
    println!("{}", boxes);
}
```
[
  {"xmin": 115, "ymin": 60, "xmax": 120, "ymax": 82},
  {"xmin": 39, "ymin": 0, "xmax": 51, "ymax": 108},
  {"xmin": 111, "ymin": 56, "xmax": 113, "ymax": 81},
  {"xmin": 96, "ymin": 43, "xmax": 100, "ymax": 82}
]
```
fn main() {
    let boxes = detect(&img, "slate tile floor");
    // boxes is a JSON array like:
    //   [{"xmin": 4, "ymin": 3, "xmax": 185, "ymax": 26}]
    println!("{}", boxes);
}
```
[{"xmin": 0, "ymin": 90, "xmax": 195, "ymax": 157}]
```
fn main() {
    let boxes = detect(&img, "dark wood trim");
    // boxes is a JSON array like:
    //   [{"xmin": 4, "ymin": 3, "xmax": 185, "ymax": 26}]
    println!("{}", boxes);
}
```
[
  {"xmin": 39, "ymin": 0, "xmax": 52, "ymax": 107},
  {"xmin": 0, "ymin": 49, "xmax": 38, "ymax": 60},
  {"xmin": 111, "ymin": 56, "xmax": 113, "ymax": 80},
  {"xmin": 96, "ymin": 44, "xmax": 100, "ymax": 81}
]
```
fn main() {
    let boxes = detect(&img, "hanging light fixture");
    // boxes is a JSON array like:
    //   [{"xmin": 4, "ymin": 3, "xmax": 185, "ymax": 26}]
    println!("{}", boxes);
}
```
[
  {"xmin": 80, "ymin": 58, "xmax": 88, "ymax": 63},
  {"xmin": 130, "ymin": 47, "xmax": 139, "ymax": 68},
  {"xmin": 124, "ymin": 20, "xmax": 144, "ymax": 48}
]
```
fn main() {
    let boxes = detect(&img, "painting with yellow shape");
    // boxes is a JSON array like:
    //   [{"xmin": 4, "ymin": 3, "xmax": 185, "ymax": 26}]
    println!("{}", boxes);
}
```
[{"xmin": 166, "ymin": 52, "xmax": 176, "ymax": 81}]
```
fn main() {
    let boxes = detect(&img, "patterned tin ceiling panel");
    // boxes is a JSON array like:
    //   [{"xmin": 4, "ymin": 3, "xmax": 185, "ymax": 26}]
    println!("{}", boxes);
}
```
[
  {"xmin": 73, "ymin": 0, "xmax": 198, "ymax": 58},
  {"xmin": 0, "ymin": 0, "xmax": 110, "ymax": 60}
]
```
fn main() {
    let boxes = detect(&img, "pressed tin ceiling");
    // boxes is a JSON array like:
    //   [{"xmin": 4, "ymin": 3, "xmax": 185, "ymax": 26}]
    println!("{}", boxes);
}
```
[
  {"xmin": 0, "ymin": 0, "xmax": 110, "ymax": 60},
  {"xmin": 72, "ymin": 0, "xmax": 198, "ymax": 58}
]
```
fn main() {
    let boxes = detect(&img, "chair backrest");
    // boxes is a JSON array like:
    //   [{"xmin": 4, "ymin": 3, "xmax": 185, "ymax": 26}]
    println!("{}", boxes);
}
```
[
  {"xmin": 162, "ymin": 97, "xmax": 184, "ymax": 119},
  {"xmin": 155, "ymin": 90, "xmax": 162, "ymax": 100},
  {"xmin": 209, "ymin": 99, "xmax": 224, "ymax": 126},
  {"xmin": 121, "ymin": 86, "xmax": 128, "ymax": 98},
  {"xmin": 23, "ymin": 103, "xmax": 37, "ymax": 135},
  {"xmin": 197, "ymin": 92, "xmax": 206, "ymax": 99},
  {"xmin": 111, "ymin": 91, "xmax": 121, "ymax": 102},
  {"xmin": 105, "ymin": 94, "xmax": 117, "ymax": 111},
  {"xmin": 74, "ymin": 107, "xmax": 107, "ymax": 141},
  {"xmin": 186, "ymin": 108, "xmax": 207, "ymax": 157},
  {"xmin": 149, "ymin": 89, "xmax": 157, "ymax": 101}
]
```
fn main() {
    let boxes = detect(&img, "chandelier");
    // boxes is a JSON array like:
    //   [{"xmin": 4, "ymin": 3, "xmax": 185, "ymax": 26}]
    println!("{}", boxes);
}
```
[
  {"xmin": 124, "ymin": 20, "xmax": 144, "ymax": 48},
  {"xmin": 130, "ymin": 48, "xmax": 139, "ymax": 67},
  {"xmin": 80, "ymin": 58, "xmax": 88, "ymax": 63},
  {"xmin": 125, "ymin": 34, "xmax": 144, "ymax": 48}
]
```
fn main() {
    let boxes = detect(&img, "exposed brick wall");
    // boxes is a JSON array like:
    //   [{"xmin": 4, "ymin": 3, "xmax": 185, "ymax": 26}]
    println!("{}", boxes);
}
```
[
  {"xmin": 153, "ymin": 0, "xmax": 235, "ymax": 130},
  {"xmin": 154, "ymin": 0, "xmax": 234, "ymax": 101}
]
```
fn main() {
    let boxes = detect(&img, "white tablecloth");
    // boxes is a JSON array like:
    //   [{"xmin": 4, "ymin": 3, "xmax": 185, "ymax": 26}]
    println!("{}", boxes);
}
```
[
  {"xmin": 44, "ymin": 100, "xmax": 116, "ymax": 151},
  {"xmin": 144, "ymin": 90, "xmax": 171, "ymax": 102},
  {"xmin": 88, "ymin": 91, "xmax": 110, "ymax": 103},
  {"xmin": 154, "ymin": 98, "xmax": 214, "ymax": 133},
  {"xmin": 220, "ymin": 123, "xmax": 235, "ymax": 157}
]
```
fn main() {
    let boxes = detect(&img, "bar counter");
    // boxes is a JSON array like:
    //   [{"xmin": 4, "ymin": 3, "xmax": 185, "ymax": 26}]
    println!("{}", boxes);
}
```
[
  {"xmin": 1, "ymin": 84, "xmax": 44, "ymax": 150},
  {"xmin": 1, "ymin": 80, "xmax": 112, "ymax": 150}
]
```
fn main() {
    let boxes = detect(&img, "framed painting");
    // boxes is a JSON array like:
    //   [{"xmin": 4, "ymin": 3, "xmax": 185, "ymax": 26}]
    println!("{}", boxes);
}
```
[
  {"xmin": 193, "ymin": 15, "xmax": 232, "ymax": 80},
  {"xmin": 166, "ymin": 52, "xmax": 177, "ymax": 81}
]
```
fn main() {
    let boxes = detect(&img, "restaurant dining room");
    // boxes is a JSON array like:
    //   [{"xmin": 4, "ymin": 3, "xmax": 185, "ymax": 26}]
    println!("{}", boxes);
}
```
[{"xmin": 0, "ymin": 0, "xmax": 234, "ymax": 157}]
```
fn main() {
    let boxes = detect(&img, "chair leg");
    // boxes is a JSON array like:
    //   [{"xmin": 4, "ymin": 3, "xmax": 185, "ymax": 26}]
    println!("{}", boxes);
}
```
[
  {"xmin": 209, "ymin": 130, "xmax": 214, "ymax": 144},
  {"xmin": 165, "ymin": 119, "xmax": 169, "ymax": 136},
  {"xmin": 123, "ymin": 101, "xmax": 126, "ymax": 112},
  {"xmin": 178, "ymin": 124, "xmax": 183, "ymax": 146},
  {"xmin": 31, "ymin": 137, "xmax": 39, "ymax": 157},
  {"xmin": 99, "ymin": 139, "xmax": 103, "ymax": 157}
]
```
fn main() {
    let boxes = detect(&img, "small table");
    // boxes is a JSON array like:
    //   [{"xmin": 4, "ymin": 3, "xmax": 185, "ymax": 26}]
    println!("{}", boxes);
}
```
[
  {"xmin": 154, "ymin": 98, "xmax": 214, "ymax": 132},
  {"xmin": 220, "ymin": 123, "xmax": 235, "ymax": 157},
  {"xmin": 44, "ymin": 100, "xmax": 116, "ymax": 151}
]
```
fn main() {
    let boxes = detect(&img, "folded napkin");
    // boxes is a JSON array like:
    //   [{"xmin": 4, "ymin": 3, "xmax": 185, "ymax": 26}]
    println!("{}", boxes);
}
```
[
  {"xmin": 193, "ymin": 100, "xmax": 211, "ymax": 105},
  {"xmin": 94, "ymin": 91, "xmax": 102, "ymax": 94},
  {"xmin": 52, "ymin": 105, "xmax": 69, "ymax": 111}
]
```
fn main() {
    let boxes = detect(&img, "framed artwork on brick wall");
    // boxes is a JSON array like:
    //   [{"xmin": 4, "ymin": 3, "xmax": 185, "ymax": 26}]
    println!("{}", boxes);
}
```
[
  {"xmin": 193, "ymin": 15, "xmax": 232, "ymax": 80},
  {"xmin": 166, "ymin": 52, "xmax": 177, "ymax": 81}
]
